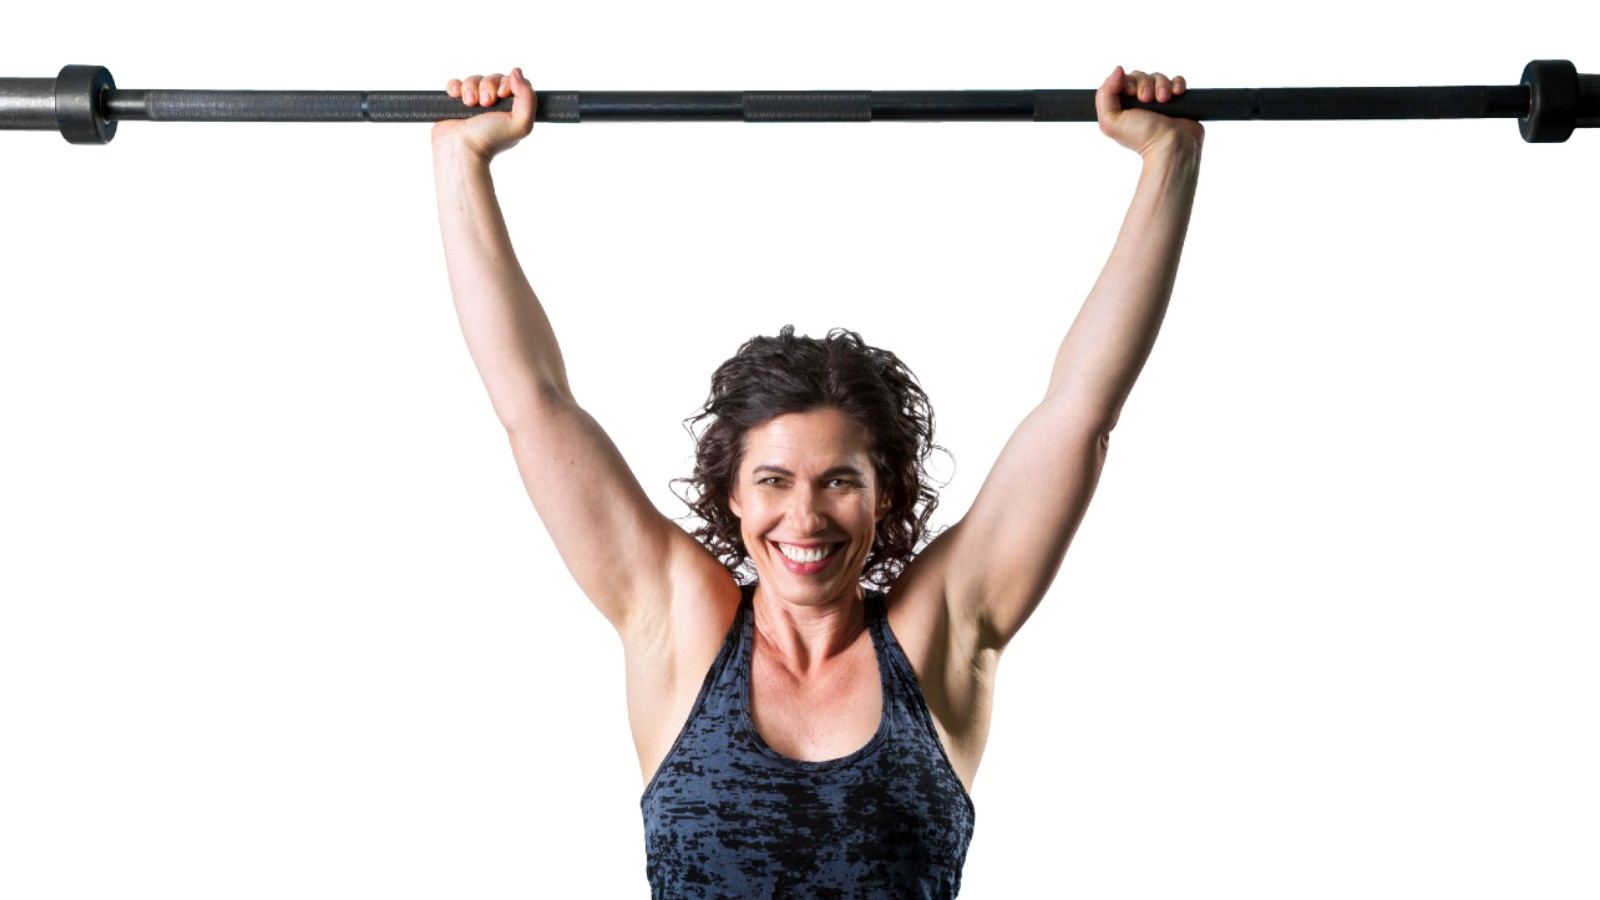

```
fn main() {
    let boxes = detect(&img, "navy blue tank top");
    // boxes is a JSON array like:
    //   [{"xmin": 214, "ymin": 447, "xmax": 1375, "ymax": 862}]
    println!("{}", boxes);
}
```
[{"xmin": 641, "ymin": 584, "xmax": 976, "ymax": 898}]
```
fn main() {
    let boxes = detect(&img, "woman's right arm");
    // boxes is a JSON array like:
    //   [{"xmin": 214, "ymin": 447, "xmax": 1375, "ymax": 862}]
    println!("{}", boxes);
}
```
[{"xmin": 431, "ymin": 70, "xmax": 719, "ymax": 631}]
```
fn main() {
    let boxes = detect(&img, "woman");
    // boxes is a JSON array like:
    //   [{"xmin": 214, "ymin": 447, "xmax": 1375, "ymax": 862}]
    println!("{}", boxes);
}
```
[{"xmin": 432, "ymin": 65, "xmax": 1202, "ymax": 898}]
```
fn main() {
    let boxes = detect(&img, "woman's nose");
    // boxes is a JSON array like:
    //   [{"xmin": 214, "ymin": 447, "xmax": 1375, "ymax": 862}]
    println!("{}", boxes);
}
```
[{"xmin": 784, "ymin": 485, "xmax": 827, "ymax": 531}]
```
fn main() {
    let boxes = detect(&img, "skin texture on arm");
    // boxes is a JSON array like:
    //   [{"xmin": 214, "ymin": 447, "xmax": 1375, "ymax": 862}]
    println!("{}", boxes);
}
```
[
  {"xmin": 433, "ymin": 69, "xmax": 569, "ymax": 423},
  {"xmin": 904, "ymin": 68, "xmax": 1204, "ymax": 654},
  {"xmin": 1049, "ymin": 68, "xmax": 1205, "ymax": 431},
  {"xmin": 432, "ymin": 71, "xmax": 728, "ymax": 633}
]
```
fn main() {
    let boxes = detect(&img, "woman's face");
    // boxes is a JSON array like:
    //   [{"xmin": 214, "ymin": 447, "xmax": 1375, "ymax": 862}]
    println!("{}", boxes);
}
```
[{"xmin": 729, "ymin": 407, "xmax": 889, "ymax": 607}]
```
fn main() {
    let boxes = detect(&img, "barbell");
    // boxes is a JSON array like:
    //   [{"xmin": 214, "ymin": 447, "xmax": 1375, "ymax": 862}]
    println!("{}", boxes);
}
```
[{"xmin": 3, "ymin": 60, "xmax": 1596, "ymax": 145}]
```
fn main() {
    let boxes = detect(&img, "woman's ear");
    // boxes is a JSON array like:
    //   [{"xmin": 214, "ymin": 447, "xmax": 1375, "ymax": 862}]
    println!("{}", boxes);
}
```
[
  {"xmin": 875, "ymin": 490, "xmax": 891, "ymax": 522},
  {"xmin": 729, "ymin": 485, "xmax": 742, "ymax": 520}
]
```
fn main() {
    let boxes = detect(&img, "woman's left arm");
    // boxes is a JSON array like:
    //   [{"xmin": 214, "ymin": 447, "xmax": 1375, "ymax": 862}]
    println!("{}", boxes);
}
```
[
  {"xmin": 913, "ymin": 68, "xmax": 1203, "ymax": 652},
  {"xmin": 1051, "ymin": 68, "xmax": 1203, "ymax": 435}
]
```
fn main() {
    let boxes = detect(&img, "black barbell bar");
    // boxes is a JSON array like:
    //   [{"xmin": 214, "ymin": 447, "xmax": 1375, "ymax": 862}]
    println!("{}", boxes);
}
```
[{"xmin": 2, "ymin": 61, "xmax": 1596, "ymax": 145}]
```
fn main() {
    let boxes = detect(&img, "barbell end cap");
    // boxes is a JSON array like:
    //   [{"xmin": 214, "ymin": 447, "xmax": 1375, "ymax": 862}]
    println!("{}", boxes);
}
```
[
  {"xmin": 55, "ymin": 65, "xmax": 116, "ymax": 145},
  {"xmin": 1519, "ymin": 59, "xmax": 1577, "ymax": 143}
]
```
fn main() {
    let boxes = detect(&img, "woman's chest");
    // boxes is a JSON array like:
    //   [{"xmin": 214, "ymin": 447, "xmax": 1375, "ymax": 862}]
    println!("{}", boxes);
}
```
[{"xmin": 748, "ymin": 639, "xmax": 883, "ymax": 762}]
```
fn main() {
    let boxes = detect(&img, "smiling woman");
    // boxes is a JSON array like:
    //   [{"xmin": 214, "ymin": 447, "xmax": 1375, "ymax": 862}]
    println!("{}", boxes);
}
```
[
  {"xmin": 433, "ymin": 65, "xmax": 1200, "ymax": 898},
  {"xmin": 679, "ymin": 326, "xmax": 940, "ymax": 592}
]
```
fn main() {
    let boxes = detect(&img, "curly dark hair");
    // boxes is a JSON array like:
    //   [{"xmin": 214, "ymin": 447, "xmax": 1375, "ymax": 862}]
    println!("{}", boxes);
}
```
[{"xmin": 675, "ymin": 326, "xmax": 944, "ymax": 590}]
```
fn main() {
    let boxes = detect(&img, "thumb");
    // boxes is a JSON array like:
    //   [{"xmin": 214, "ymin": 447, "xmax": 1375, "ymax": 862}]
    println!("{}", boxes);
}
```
[
  {"xmin": 1095, "ymin": 66, "xmax": 1125, "ymax": 135},
  {"xmin": 510, "ymin": 67, "xmax": 536, "ymax": 130}
]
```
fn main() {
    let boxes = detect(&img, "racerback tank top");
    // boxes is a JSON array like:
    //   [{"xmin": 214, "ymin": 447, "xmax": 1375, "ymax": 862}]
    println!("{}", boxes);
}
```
[{"xmin": 641, "ymin": 583, "xmax": 976, "ymax": 898}]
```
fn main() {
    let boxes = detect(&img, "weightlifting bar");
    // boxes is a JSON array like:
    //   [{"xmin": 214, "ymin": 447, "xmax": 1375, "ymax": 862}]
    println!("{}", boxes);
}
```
[{"xmin": 3, "ymin": 61, "xmax": 1597, "ymax": 145}]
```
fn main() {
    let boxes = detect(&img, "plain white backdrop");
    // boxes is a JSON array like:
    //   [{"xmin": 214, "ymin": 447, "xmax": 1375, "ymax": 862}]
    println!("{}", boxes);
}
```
[{"xmin": 3, "ymin": 2, "xmax": 1596, "ymax": 897}]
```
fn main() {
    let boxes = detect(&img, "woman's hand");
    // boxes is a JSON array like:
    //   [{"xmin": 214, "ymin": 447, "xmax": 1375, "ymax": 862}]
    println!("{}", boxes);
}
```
[
  {"xmin": 1096, "ymin": 67, "xmax": 1205, "ymax": 159},
  {"xmin": 431, "ymin": 68, "xmax": 535, "ymax": 163}
]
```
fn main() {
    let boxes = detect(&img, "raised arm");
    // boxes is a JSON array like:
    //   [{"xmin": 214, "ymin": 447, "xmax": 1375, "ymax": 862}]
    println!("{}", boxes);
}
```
[
  {"xmin": 1050, "ymin": 68, "xmax": 1203, "ymax": 432},
  {"xmin": 432, "ymin": 70, "xmax": 719, "ymax": 632},
  {"xmin": 433, "ymin": 71, "xmax": 567, "ymax": 420},
  {"xmin": 909, "ymin": 68, "xmax": 1203, "ymax": 651}
]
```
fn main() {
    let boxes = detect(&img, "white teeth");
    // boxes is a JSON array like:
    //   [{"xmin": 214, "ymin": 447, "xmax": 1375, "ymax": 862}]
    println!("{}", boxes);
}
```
[{"xmin": 778, "ymin": 543, "xmax": 837, "ymax": 564}]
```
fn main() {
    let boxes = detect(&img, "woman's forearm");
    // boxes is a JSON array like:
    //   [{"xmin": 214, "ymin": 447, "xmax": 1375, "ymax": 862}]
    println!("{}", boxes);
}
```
[
  {"xmin": 1048, "ymin": 135, "xmax": 1201, "ymax": 432},
  {"xmin": 434, "ymin": 147, "xmax": 572, "ymax": 432}
]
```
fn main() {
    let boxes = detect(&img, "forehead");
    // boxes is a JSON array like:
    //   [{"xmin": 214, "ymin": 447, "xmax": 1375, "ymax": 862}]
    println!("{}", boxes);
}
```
[{"xmin": 739, "ymin": 408, "xmax": 872, "ymax": 469}]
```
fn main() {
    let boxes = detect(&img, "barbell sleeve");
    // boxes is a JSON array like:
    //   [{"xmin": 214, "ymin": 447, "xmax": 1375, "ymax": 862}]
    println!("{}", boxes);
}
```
[{"xmin": 2, "ymin": 61, "xmax": 1596, "ymax": 145}]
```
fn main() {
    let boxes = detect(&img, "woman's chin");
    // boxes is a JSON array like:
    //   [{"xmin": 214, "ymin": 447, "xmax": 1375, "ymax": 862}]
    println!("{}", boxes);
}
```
[{"xmin": 753, "ymin": 550, "xmax": 866, "ymax": 606}]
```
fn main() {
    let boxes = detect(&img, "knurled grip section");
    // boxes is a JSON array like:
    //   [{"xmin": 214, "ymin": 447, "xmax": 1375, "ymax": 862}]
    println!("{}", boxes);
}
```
[
  {"xmin": 138, "ymin": 90, "xmax": 517, "ymax": 122},
  {"xmin": 1033, "ymin": 90, "xmax": 1097, "ymax": 122},
  {"xmin": 365, "ymin": 92, "xmax": 514, "ymax": 121},
  {"xmin": 539, "ymin": 92, "xmax": 579, "ymax": 122},
  {"xmin": 147, "ymin": 91, "xmax": 366, "ymax": 121},
  {"xmin": 744, "ymin": 91, "xmax": 871, "ymax": 121}
]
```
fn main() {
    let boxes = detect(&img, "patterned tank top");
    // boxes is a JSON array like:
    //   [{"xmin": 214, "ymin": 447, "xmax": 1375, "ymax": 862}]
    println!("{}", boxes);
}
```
[{"xmin": 641, "ymin": 583, "xmax": 976, "ymax": 898}]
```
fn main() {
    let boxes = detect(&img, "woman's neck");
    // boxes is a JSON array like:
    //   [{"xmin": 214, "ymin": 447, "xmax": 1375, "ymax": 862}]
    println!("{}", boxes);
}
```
[{"xmin": 749, "ymin": 582, "xmax": 869, "ymax": 674}]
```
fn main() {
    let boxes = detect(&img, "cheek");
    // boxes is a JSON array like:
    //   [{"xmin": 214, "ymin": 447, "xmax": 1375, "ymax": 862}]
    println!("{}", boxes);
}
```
[{"xmin": 858, "ymin": 497, "xmax": 887, "ymax": 534}]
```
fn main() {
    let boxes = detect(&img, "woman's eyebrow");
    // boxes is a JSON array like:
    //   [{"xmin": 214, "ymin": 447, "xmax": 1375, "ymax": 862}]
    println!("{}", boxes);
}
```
[{"xmin": 751, "ymin": 464, "xmax": 867, "ymax": 478}]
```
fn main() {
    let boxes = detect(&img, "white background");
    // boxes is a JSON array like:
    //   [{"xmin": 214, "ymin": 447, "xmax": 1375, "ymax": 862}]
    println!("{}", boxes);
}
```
[{"xmin": 3, "ymin": 2, "xmax": 1597, "ymax": 897}]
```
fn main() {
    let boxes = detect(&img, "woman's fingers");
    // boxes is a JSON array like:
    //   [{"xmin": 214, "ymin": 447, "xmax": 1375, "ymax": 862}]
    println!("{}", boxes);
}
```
[
  {"xmin": 1119, "ymin": 69, "xmax": 1186, "ymax": 104},
  {"xmin": 480, "ymin": 73, "xmax": 504, "ymax": 107},
  {"xmin": 1098, "ymin": 65, "xmax": 1204, "ymax": 155},
  {"xmin": 1123, "ymin": 70, "xmax": 1159, "ymax": 103},
  {"xmin": 447, "ymin": 73, "xmax": 516, "ymax": 108},
  {"xmin": 433, "ymin": 67, "xmax": 534, "ymax": 161},
  {"xmin": 1124, "ymin": 69, "xmax": 1147, "ymax": 101}
]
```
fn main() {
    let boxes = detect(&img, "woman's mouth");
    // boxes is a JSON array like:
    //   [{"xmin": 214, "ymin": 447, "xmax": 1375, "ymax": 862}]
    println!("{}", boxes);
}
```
[{"xmin": 772, "ymin": 541, "xmax": 843, "ymax": 575}]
